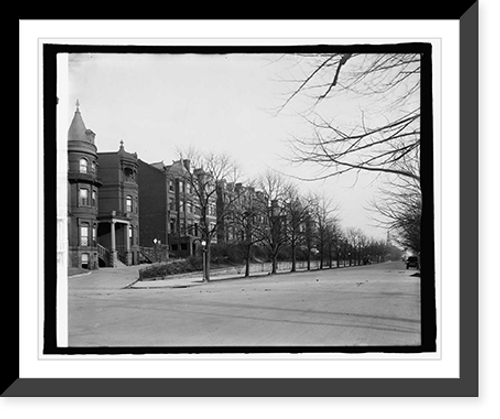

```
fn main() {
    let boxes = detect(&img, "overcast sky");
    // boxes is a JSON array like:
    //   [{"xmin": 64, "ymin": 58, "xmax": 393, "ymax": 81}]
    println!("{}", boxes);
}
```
[{"xmin": 66, "ymin": 52, "xmax": 387, "ymax": 240}]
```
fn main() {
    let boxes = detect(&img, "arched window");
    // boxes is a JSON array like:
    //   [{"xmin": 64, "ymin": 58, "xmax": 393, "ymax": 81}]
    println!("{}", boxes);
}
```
[
  {"xmin": 126, "ymin": 195, "xmax": 133, "ymax": 213},
  {"xmin": 79, "ymin": 158, "xmax": 88, "ymax": 173}
]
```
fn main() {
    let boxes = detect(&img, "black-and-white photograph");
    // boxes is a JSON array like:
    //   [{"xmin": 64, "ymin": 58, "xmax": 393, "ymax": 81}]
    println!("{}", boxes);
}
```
[{"xmin": 51, "ymin": 42, "xmax": 436, "ymax": 353}]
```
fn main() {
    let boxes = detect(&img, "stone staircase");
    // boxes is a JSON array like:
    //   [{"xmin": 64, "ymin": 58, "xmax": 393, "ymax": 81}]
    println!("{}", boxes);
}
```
[{"xmin": 97, "ymin": 244, "xmax": 127, "ymax": 268}]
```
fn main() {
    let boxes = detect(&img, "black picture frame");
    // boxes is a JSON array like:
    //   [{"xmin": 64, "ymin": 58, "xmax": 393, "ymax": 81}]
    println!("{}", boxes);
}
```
[{"xmin": 6, "ymin": 6, "xmax": 479, "ymax": 398}]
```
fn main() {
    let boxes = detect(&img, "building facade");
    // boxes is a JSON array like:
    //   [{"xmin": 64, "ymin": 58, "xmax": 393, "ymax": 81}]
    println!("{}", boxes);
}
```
[
  {"xmin": 67, "ymin": 101, "xmax": 140, "ymax": 270},
  {"xmin": 97, "ymin": 141, "xmax": 140, "ymax": 267},
  {"xmin": 137, "ymin": 158, "xmax": 218, "ymax": 258},
  {"xmin": 137, "ymin": 159, "xmax": 170, "ymax": 260},
  {"xmin": 67, "ymin": 101, "xmax": 102, "ymax": 270}
]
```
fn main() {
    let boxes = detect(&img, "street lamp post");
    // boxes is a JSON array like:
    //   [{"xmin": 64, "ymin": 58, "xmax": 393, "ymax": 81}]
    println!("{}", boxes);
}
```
[
  {"xmin": 193, "ymin": 238, "xmax": 208, "ymax": 282},
  {"xmin": 201, "ymin": 239, "xmax": 207, "ymax": 282}
]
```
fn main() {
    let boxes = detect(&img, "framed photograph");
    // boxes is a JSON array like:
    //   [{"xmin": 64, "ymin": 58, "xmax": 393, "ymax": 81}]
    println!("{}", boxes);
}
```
[{"xmin": 10, "ymin": 8, "xmax": 477, "ymax": 397}]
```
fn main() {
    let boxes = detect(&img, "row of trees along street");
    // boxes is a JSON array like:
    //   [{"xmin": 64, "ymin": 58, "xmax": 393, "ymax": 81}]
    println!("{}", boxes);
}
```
[
  {"xmin": 274, "ymin": 52, "xmax": 423, "ymax": 258},
  {"xmin": 171, "ymin": 148, "xmax": 401, "ymax": 282},
  {"xmin": 165, "ymin": 52, "xmax": 422, "ymax": 282}
]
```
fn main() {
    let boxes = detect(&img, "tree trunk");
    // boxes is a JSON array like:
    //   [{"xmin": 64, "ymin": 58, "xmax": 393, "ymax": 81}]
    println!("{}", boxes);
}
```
[
  {"xmin": 271, "ymin": 254, "xmax": 278, "ymax": 275},
  {"xmin": 329, "ymin": 242, "xmax": 333, "ymax": 269},
  {"xmin": 244, "ymin": 244, "xmax": 251, "ymax": 277},
  {"xmin": 203, "ymin": 243, "xmax": 211, "ymax": 282},
  {"xmin": 291, "ymin": 241, "xmax": 297, "ymax": 273}
]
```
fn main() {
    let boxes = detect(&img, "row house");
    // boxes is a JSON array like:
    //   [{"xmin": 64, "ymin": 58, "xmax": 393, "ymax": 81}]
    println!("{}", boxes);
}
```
[
  {"xmin": 67, "ymin": 101, "xmax": 140, "ymax": 270},
  {"xmin": 216, "ymin": 181, "xmax": 269, "ymax": 245},
  {"xmin": 137, "ymin": 158, "xmax": 217, "ymax": 258},
  {"xmin": 97, "ymin": 141, "xmax": 140, "ymax": 267}
]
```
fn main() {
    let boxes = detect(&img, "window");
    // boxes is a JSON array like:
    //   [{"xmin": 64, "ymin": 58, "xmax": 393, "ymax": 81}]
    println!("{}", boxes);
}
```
[
  {"xmin": 124, "ymin": 167, "xmax": 136, "ymax": 182},
  {"xmin": 180, "ymin": 243, "xmax": 188, "ymax": 251},
  {"xmin": 179, "ymin": 200, "xmax": 184, "ymax": 213},
  {"xmin": 208, "ymin": 202, "xmax": 216, "ymax": 216},
  {"xmin": 81, "ymin": 253, "xmax": 89, "ymax": 269},
  {"xmin": 129, "ymin": 226, "xmax": 134, "ymax": 246},
  {"xmin": 92, "ymin": 224, "xmax": 97, "ymax": 246},
  {"xmin": 80, "ymin": 223, "xmax": 89, "ymax": 246},
  {"xmin": 168, "ymin": 180, "xmax": 174, "ymax": 192},
  {"xmin": 91, "ymin": 161, "xmax": 96, "ymax": 174},
  {"xmin": 79, "ymin": 158, "xmax": 88, "ymax": 173},
  {"xmin": 92, "ymin": 190, "xmax": 97, "ymax": 207},
  {"xmin": 79, "ymin": 188, "xmax": 89, "ymax": 206},
  {"xmin": 135, "ymin": 197, "xmax": 138, "ymax": 213},
  {"xmin": 188, "ymin": 202, "xmax": 193, "ymax": 213},
  {"xmin": 126, "ymin": 196, "xmax": 133, "ymax": 213}
]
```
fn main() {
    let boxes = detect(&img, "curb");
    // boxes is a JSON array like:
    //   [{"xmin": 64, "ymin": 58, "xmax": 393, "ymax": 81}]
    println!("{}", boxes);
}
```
[{"xmin": 68, "ymin": 271, "xmax": 93, "ymax": 279}]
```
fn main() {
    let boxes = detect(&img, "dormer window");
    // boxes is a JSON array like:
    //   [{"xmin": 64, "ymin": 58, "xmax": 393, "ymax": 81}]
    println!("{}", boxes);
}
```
[{"xmin": 79, "ymin": 158, "xmax": 88, "ymax": 173}]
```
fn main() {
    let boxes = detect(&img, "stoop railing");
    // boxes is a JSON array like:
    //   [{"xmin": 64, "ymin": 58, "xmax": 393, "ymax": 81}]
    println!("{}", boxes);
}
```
[{"xmin": 97, "ymin": 243, "xmax": 112, "ymax": 267}]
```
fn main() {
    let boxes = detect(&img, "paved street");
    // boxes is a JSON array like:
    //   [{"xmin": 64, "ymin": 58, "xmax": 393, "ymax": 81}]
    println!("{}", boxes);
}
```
[{"xmin": 68, "ymin": 262, "xmax": 420, "ymax": 347}]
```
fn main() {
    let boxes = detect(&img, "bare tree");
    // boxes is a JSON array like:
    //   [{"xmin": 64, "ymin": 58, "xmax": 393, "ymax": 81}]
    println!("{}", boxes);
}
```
[
  {"xmin": 253, "ymin": 171, "xmax": 291, "ymax": 275},
  {"xmin": 225, "ymin": 181, "xmax": 266, "ymax": 277},
  {"xmin": 368, "ymin": 156, "xmax": 421, "ymax": 253},
  {"xmin": 282, "ymin": 186, "xmax": 317, "ymax": 273},
  {"xmin": 311, "ymin": 194, "xmax": 338, "ymax": 269},
  {"xmin": 345, "ymin": 227, "xmax": 364, "ymax": 266},
  {"xmin": 276, "ymin": 52, "xmax": 421, "ymax": 182},
  {"xmin": 175, "ymin": 148, "xmax": 241, "ymax": 282}
]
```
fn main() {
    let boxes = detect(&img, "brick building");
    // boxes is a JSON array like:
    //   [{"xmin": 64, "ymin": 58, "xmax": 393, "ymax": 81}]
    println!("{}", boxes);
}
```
[
  {"xmin": 97, "ymin": 141, "xmax": 140, "ymax": 267},
  {"xmin": 136, "ymin": 159, "xmax": 170, "ymax": 252},
  {"xmin": 67, "ymin": 101, "xmax": 102, "ymax": 270},
  {"xmin": 138, "ymin": 158, "xmax": 217, "ymax": 258},
  {"xmin": 216, "ymin": 181, "xmax": 269, "ymax": 245},
  {"xmin": 67, "ymin": 101, "xmax": 140, "ymax": 270}
]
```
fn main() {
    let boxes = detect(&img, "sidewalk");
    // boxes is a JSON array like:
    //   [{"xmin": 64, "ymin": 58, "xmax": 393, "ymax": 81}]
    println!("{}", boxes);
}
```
[
  {"xmin": 126, "ymin": 270, "xmax": 273, "ymax": 289},
  {"xmin": 68, "ymin": 264, "xmax": 272, "ymax": 291},
  {"xmin": 69, "ymin": 262, "xmax": 387, "ymax": 291}
]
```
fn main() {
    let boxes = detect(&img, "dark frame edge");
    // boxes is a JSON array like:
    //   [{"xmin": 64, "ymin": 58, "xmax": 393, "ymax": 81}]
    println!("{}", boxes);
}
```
[
  {"xmin": 8, "ymin": 6, "xmax": 478, "ymax": 396},
  {"xmin": 457, "ymin": 0, "xmax": 479, "ymax": 397}
]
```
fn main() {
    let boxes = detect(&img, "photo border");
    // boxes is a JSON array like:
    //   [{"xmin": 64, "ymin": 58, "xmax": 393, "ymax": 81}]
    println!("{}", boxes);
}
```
[
  {"xmin": 8, "ymin": 7, "xmax": 477, "ymax": 396},
  {"xmin": 44, "ymin": 40, "xmax": 436, "ymax": 357}
]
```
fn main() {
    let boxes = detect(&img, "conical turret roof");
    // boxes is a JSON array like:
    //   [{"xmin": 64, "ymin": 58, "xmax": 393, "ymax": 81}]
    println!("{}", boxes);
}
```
[{"xmin": 68, "ymin": 100, "xmax": 94, "ymax": 143}]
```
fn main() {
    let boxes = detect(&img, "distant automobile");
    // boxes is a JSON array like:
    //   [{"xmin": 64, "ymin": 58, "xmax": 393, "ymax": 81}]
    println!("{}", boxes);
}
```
[{"xmin": 406, "ymin": 256, "xmax": 419, "ymax": 270}]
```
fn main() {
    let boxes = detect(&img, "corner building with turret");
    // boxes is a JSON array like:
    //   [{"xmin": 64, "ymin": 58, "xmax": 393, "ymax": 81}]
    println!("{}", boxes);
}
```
[
  {"xmin": 67, "ymin": 101, "xmax": 101, "ymax": 270},
  {"xmin": 67, "ymin": 101, "xmax": 140, "ymax": 270}
]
